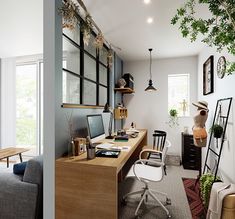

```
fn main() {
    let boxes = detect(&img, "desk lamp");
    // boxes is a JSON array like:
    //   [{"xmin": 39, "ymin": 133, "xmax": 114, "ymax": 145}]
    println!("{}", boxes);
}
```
[{"xmin": 103, "ymin": 103, "xmax": 114, "ymax": 139}]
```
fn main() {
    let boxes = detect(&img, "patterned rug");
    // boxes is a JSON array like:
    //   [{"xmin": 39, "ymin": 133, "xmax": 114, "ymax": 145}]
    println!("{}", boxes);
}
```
[{"xmin": 182, "ymin": 178, "xmax": 207, "ymax": 219}]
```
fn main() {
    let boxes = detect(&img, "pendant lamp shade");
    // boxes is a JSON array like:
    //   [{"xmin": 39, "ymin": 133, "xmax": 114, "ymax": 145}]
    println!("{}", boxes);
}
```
[{"xmin": 145, "ymin": 48, "xmax": 157, "ymax": 92}]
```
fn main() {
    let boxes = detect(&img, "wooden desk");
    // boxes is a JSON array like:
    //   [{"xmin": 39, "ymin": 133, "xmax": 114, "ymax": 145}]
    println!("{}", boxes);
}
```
[
  {"xmin": 0, "ymin": 147, "xmax": 29, "ymax": 168},
  {"xmin": 56, "ymin": 130, "xmax": 147, "ymax": 219}
]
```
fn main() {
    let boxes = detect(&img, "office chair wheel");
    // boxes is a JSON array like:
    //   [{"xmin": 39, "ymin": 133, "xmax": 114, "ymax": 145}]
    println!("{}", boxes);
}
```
[
  {"xmin": 121, "ymin": 198, "xmax": 127, "ymax": 206},
  {"xmin": 166, "ymin": 198, "xmax": 171, "ymax": 205},
  {"xmin": 167, "ymin": 214, "xmax": 172, "ymax": 218},
  {"xmin": 135, "ymin": 215, "xmax": 141, "ymax": 219}
]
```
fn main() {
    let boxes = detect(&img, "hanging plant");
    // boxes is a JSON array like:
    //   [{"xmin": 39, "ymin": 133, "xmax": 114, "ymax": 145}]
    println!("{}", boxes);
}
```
[
  {"xmin": 107, "ymin": 48, "xmax": 113, "ymax": 68},
  {"xmin": 94, "ymin": 32, "xmax": 105, "ymax": 50},
  {"xmin": 59, "ymin": 0, "xmax": 80, "ymax": 30},
  {"xmin": 171, "ymin": 0, "xmax": 235, "ymax": 75},
  {"xmin": 81, "ymin": 14, "xmax": 93, "ymax": 46},
  {"xmin": 167, "ymin": 109, "xmax": 179, "ymax": 128},
  {"xmin": 210, "ymin": 124, "xmax": 223, "ymax": 138}
]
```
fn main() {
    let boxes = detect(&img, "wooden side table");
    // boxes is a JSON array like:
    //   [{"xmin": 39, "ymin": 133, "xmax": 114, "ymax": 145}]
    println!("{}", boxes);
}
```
[{"xmin": 0, "ymin": 147, "xmax": 29, "ymax": 168}]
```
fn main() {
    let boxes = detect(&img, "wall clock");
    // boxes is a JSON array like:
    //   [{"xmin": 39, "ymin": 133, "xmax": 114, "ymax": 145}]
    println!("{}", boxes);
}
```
[{"xmin": 217, "ymin": 56, "xmax": 226, "ymax": 79}]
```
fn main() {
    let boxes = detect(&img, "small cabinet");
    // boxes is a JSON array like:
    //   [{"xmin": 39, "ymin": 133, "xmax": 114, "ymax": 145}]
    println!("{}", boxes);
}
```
[
  {"xmin": 114, "ymin": 108, "xmax": 128, "ymax": 120},
  {"xmin": 182, "ymin": 133, "xmax": 201, "ymax": 171}
]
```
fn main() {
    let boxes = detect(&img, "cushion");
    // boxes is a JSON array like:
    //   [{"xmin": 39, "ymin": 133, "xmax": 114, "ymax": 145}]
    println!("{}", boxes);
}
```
[
  {"xmin": 13, "ymin": 161, "xmax": 27, "ymax": 175},
  {"xmin": 23, "ymin": 155, "xmax": 43, "ymax": 185}
]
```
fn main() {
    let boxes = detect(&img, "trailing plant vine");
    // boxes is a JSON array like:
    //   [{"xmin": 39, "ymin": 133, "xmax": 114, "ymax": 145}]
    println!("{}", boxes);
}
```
[{"xmin": 171, "ymin": 0, "xmax": 235, "ymax": 75}]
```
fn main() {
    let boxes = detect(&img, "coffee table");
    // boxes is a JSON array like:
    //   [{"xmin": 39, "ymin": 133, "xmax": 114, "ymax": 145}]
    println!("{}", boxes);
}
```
[{"xmin": 0, "ymin": 147, "xmax": 29, "ymax": 168}]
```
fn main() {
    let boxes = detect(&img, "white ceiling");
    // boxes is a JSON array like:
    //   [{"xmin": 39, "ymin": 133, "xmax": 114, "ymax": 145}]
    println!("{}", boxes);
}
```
[
  {"xmin": 0, "ymin": 0, "xmax": 209, "ymax": 61},
  {"xmin": 83, "ymin": 0, "xmax": 209, "ymax": 61},
  {"xmin": 0, "ymin": 0, "xmax": 43, "ymax": 58}
]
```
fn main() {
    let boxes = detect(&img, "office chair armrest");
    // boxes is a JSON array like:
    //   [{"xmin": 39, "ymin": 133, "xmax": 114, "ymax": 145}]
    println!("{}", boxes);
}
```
[
  {"xmin": 139, "ymin": 149, "xmax": 162, "ymax": 160},
  {"xmin": 133, "ymin": 159, "xmax": 163, "ymax": 182}
]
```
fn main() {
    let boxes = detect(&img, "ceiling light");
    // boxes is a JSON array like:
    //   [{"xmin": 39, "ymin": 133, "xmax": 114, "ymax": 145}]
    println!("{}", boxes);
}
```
[
  {"xmin": 147, "ymin": 17, "xmax": 153, "ymax": 24},
  {"xmin": 143, "ymin": 0, "xmax": 151, "ymax": 4},
  {"xmin": 145, "ymin": 48, "xmax": 157, "ymax": 92}
]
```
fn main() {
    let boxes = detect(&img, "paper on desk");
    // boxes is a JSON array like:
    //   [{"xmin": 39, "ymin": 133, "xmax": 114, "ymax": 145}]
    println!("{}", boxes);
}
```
[{"xmin": 111, "ymin": 146, "xmax": 131, "ymax": 151}]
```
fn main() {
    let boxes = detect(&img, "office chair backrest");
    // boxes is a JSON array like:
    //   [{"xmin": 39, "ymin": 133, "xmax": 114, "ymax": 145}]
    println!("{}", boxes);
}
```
[
  {"xmin": 162, "ymin": 139, "xmax": 171, "ymax": 164},
  {"xmin": 153, "ymin": 130, "xmax": 167, "ymax": 151}
]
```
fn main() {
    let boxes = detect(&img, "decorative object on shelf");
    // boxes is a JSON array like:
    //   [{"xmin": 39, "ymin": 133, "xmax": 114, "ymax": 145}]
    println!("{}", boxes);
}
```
[
  {"xmin": 103, "ymin": 103, "xmax": 114, "ymax": 139},
  {"xmin": 145, "ymin": 48, "xmax": 157, "ymax": 91},
  {"xmin": 203, "ymin": 56, "xmax": 214, "ymax": 95},
  {"xmin": 167, "ymin": 109, "xmax": 179, "ymax": 127},
  {"xmin": 116, "ymin": 102, "xmax": 124, "ymax": 108},
  {"xmin": 217, "ymin": 56, "xmax": 226, "ymax": 79},
  {"xmin": 117, "ymin": 78, "xmax": 126, "ymax": 88},
  {"xmin": 74, "ymin": 137, "xmax": 86, "ymax": 155},
  {"xmin": 171, "ymin": 0, "xmax": 235, "ymax": 75},
  {"xmin": 122, "ymin": 73, "xmax": 134, "ymax": 90},
  {"xmin": 183, "ymin": 126, "xmax": 189, "ymax": 134},
  {"xmin": 114, "ymin": 108, "xmax": 128, "ymax": 120}
]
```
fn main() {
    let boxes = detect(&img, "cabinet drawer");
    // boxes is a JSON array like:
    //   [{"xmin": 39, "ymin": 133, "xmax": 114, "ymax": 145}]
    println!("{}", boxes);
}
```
[{"xmin": 182, "ymin": 133, "xmax": 201, "ymax": 171}]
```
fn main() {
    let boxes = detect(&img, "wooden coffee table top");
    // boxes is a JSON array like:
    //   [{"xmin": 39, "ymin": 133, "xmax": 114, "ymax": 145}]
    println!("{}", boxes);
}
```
[{"xmin": 0, "ymin": 147, "xmax": 29, "ymax": 159}]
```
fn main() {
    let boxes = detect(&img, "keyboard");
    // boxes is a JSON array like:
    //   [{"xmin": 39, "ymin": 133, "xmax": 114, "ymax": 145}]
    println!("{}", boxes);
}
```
[{"xmin": 96, "ymin": 143, "xmax": 114, "ymax": 149}]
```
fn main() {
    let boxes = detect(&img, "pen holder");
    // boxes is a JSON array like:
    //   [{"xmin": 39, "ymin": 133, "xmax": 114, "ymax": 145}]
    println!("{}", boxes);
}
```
[{"xmin": 87, "ymin": 147, "xmax": 96, "ymax": 160}]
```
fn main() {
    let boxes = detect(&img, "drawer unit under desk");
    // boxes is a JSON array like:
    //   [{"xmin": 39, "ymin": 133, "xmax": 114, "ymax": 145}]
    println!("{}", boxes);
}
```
[{"xmin": 182, "ymin": 133, "xmax": 201, "ymax": 170}]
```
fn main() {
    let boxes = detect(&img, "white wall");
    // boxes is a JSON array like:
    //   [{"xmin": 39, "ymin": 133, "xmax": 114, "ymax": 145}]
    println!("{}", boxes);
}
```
[
  {"xmin": 123, "ymin": 56, "xmax": 198, "ymax": 156},
  {"xmin": 0, "ymin": 58, "xmax": 16, "ymax": 148},
  {"xmin": 197, "ymin": 47, "xmax": 235, "ymax": 183}
]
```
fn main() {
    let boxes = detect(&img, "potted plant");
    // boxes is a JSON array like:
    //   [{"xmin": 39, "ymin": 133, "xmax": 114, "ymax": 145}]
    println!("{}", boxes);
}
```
[
  {"xmin": 200, "ymin": 173, "xmax": 221, "ymax": 208},
  {"xmin": 210, "ymin": 124, "xmax": 223, "ymax": 138},
  {"xmin": 167, "ymin": 109, "xmax": 179, "ymax": 127}
]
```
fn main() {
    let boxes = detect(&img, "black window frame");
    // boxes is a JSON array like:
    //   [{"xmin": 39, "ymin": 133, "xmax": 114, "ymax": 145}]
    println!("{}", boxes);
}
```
[{"xmin": 62, "ymin": 21, "xmax": 110, "ymax": 108}]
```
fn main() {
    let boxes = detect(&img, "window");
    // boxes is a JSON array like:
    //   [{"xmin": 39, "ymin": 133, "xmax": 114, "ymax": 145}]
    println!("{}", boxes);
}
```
[
  {"xmin": 62, "ymin": 23, "xmax": 110, "ymax": 107},
  {"xmin": 168, "ymin": 74, "xmax": 190, "ymax": 117},
  {"xmin": 16, "ymin": 60, "xmax": 43, "ymax": 156}
]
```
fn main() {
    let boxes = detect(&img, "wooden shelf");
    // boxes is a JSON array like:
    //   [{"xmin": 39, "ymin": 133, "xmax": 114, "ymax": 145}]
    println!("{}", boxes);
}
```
[{"xmin": 114, "ymin": 87, "xmax": 135, "ymax": 94}]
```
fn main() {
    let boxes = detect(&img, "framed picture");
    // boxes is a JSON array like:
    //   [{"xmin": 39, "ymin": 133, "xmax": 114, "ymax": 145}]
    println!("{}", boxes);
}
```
[{"xmin": 203, "ymin": 56, "xmax": 214, "ymax": 95}]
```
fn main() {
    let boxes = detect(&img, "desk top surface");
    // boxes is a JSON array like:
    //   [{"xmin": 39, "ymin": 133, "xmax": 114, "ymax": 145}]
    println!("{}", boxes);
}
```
[{"xmin": 56, "ymin": 129, "xmax": 147, "ymax": 172}]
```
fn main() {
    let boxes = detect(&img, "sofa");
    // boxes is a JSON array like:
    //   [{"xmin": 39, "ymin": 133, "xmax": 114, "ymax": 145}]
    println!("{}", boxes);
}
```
[{"xmin": 0, "ymin": 156, "xmax": 43, "ymax": 219}]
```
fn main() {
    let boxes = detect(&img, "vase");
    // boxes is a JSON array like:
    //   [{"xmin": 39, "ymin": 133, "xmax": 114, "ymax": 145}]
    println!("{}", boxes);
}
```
[
  {"xmin": 117, "ymin": 78, "xmax": 126, "ymax": 88},
  {"xmin": 68, "ymin": 139, "xmax": 75, "ymax": 158}
]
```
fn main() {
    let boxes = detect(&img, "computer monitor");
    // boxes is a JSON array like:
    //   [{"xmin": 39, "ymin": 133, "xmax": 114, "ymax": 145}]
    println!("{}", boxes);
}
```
[{"xmin": 87, "ymin": 114, "xmax": 106, "ymax": 143}]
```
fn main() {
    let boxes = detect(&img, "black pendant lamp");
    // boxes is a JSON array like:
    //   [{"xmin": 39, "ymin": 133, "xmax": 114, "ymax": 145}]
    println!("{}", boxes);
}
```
[{"xmin": 145, "ymin": 48, "xmax": 157, "ymax": 92}]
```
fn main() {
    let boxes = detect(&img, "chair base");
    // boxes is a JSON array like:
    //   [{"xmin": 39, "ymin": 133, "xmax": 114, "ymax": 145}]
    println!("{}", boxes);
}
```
[{"xmin": 123, "ymin": 186, "xmax": 171, "ymax": 218}]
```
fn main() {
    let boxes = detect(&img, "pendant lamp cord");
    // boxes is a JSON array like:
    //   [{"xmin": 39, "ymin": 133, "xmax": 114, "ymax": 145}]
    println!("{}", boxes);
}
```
[{"xmin": 149, "ymin": 48, "xmax": 152, "ymax": 80}]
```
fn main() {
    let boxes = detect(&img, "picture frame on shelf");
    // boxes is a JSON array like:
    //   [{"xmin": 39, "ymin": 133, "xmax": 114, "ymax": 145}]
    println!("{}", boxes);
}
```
[{"xmin": 203, "ymin": 56, "xmax": 214, "ymax": 95}]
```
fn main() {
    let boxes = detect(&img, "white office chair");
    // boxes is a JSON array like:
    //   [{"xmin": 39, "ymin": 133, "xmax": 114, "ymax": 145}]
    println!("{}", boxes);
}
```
[{"xmin": 122, "ymin": 139, "xmax": 172, "ymax": 218}]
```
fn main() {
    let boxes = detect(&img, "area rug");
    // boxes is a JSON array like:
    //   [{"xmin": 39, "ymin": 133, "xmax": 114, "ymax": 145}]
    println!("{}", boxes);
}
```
[{"xmin": 182, "ymin": 178, "xmax": 207, "ymax": 219}]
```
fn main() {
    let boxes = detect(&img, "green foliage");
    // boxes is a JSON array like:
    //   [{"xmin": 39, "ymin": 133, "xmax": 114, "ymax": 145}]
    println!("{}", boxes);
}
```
[
  {"xmin": 200, "ymin": 173, "xmax": 221, "ymax": 208},
  {"xmin": 210, "ymin": 124, "xmax": 223, "ymax": 138},
  {"xmin": 167, "ymin": 109, "xmax": 179, "ymax": 127},
  {"xmin": 169, "ymin": 109, "xmax": 178, "ymax": 117},
  {"xmin": 171, "ymin": 0, "xmax": 235, "ymax": 75}
]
